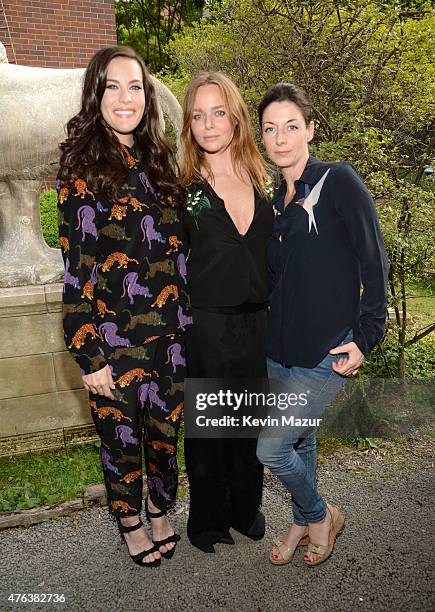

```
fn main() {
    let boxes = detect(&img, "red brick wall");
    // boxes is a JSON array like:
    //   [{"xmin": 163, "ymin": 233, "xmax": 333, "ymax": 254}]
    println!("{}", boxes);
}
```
[{"xmin": 0, "ymin": 0, "xmax": 117, "ymax": 67}]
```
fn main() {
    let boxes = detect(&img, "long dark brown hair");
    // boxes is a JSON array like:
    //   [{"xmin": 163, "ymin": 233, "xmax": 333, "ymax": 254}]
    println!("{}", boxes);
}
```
[{"xmin": 59, "ymin": 46, "xmax": 185, "ymax": 207}]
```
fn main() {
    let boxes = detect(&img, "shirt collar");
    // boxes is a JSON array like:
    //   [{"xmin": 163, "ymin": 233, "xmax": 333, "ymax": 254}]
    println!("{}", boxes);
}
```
[
  {"xmin": 298, "ymin": 155, "xmax": 331, "ymax": 185},
  {"xmin": 275, "ymin": 155, "xmax": 330, "ymax": 207}
]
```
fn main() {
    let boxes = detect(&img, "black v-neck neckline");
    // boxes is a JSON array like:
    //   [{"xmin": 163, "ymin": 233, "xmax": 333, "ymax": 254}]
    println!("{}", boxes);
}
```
[{"xmin": 204, "ymin": 182, "xmax": 258, "ymax": 238}]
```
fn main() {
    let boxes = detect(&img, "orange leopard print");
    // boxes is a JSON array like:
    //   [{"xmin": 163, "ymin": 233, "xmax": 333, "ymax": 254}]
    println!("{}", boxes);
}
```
[
  {"xmin": 150, "ymin": 440, "xmax": 175, "ymax": 453},
  {"xmin": 108, "ymin": 204, "xmax": 128, "ymax": 221},
  {"xmin": 142, "ymin": 335, "xmax": 160, "ymax": 345},
  {"xmin": 166, "ymin": 235, "xmax": 183, "ymax": 255},
  {"xmin": 148, "ymin": 462, "xmax": 164, "ymax": 477},
  {"xmin": 117, "ymin": 196, "xmax": 148, "ymax": 212},
  {"xmin": 94, "ymin": 406, "xmax": 132, "ymax": 422},
  {"xmin": 96, "ymin": 299, "xmax": 116, "ymax": 318},
  {"xmin": 110, "ymin": 500, "xmax": 136, "ymax": 513},
  {"xmin": 121, "ymin": 470, "xmax": 142, "ymax": 483},
  {"xmin": 165, "ymin": 401, "xmax": 184, "ymax": 422},
  {"xmin": 151, "ymin": 285, "xmax": 179, "ymax": 308},
  {"xmin": 58, "ymin": 186, "xmax": 70, "ymax": 204},
  {"xmin": 101, "ymin": 252, "xmax": 139, "ymax": 272},
  {"xmin": 81, "ymin": 280, "xmax": 93, "ymax": 300},
  {"xmin": 116, "ymin": 368, "xmax": 147, "ymax": 387},
  {"xmin": 121, "ymin": 145, "xmax": 138, "ymax": 168},
  {"xmin": 74, "ymin": 178, "xmax": 94, "ymax": 199},
  {"xmin": 68, "ymin": 323, "xmax": 99, "ymax": 349}
]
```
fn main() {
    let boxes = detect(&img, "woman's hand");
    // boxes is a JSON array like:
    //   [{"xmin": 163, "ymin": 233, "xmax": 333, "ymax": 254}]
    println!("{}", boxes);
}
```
[
  {"xmin": 329, "ymin": 341, "xmax": 364, "ymax": 376},
  {"xmin": 82, "ymin": 364, "xmax": 115, "ymax": 399}
]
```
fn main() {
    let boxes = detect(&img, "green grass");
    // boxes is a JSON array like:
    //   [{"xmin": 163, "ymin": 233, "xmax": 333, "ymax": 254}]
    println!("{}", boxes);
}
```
[
  {"xmin": 407, "ymin": 278, "xmax": 434, "ymax": 327},
  {"xmin": 0, "ymin": 431, "xmax": 353, "ymax": 513},
  {"xmin": 0, "ymin": 426, "xmax": 187, "ymax": 513},
  {"xmin": 0, "ymin": 444, "xmax": 102, "ymax": 512}
]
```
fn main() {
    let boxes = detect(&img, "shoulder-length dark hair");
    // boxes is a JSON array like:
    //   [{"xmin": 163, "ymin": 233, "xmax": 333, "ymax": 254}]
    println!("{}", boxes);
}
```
[{"xmin": 59, "ymin": 45, "xmax": 185, "ymax": 207}]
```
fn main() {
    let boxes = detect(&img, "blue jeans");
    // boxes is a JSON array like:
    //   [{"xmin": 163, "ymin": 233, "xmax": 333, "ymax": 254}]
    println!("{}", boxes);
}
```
[{"xmin": 256, "ymin": 332, "xmax": 351, "ymax": 525}]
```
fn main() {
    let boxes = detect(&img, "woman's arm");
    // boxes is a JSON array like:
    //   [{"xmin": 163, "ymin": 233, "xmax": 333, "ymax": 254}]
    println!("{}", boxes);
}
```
[
  {"xmin": 333, "ymin": 162, "xmax": 388, "ymax": 357},
  {"xmin": 57, "ymin": 180, "xmax": 111, "ymax": 392}
]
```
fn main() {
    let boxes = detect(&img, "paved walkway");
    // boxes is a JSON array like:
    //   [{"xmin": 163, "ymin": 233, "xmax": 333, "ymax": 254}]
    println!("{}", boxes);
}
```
[{"xmin": 1, "ymin": 446, "xmax": 433, "ymax": 611}]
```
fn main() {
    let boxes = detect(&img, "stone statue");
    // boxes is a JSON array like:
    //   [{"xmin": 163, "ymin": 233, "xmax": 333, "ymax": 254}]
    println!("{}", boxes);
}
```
[{"xmin": 0, "ymin": 42, "xmax": 182, "ymax": 287}]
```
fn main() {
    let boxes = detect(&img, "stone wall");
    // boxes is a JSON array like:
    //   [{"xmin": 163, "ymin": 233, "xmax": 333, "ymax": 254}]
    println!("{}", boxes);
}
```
[
  {"xmin": 0, "ymin": 283, "xmax": 95, "ymax": 456},
  {"xmin": 0, "ymin": 0, "xmax": 117, "ymax": 67}
]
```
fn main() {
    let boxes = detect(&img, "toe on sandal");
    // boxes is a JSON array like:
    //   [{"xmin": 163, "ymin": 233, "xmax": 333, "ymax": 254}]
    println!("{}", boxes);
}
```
[
  {"xmin": 269, "ymin": 538, "xmax": 296, "ymax": 566},
  {"xmin": 145, "ymin": 497, "xmax": 180, "ymax": 560},
  {"xmin": 152, "ymin": 533, "xmax": 181, "ymax": 559},
  {"xmin": 269, "ymin": 532, "xmax": 309, "ymax": 566},
  {"xmin": 304, "ymin": 506, "xmax": 345, "ymax": 567},
  {"xmin": 116, "ymin": 518, "xmax": 161, "ymax": 568}
]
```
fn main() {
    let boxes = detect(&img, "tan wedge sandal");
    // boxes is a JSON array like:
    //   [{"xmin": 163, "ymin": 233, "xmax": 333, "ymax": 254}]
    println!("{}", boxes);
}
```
[
  {"xmin": 269, "ymin": 532, "xmax": 309, "ymax": 566},
  {"xmin": 304, "ymin": 505, "xmax": 345, "ymax": 567}
]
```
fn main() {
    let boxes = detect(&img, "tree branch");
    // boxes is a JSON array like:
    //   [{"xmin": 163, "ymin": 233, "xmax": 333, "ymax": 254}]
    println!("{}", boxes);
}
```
[{"xmin": 404, "ymin": 323, "xmax": 435, "ymax": 347}]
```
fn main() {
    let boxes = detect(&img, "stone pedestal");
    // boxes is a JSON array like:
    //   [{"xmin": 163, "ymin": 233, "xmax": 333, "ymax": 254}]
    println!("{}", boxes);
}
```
[{"xmin": 0, "ymin": 283, "xmax": 94, "ymax": 456}]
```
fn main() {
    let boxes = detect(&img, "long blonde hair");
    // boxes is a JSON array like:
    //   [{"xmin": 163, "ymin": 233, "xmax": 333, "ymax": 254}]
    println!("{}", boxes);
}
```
[{"xmin": 180, "ymin": 72, "xmax": 269, "ymax": 195}]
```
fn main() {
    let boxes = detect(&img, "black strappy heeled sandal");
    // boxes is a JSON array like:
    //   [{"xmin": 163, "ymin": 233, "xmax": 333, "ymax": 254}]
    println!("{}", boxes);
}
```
[
  {"xmin": 117, "ymin": 518, "xmax": 161, "ymax": 568},
  {"xmin": 145, "ymin": 497, "xmax": 181, "ymax": 560}
]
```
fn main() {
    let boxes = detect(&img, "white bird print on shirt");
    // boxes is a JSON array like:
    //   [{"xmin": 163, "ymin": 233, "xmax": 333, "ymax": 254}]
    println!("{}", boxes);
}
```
[{"xmin": 301, "ymin": 169, "xmax": 330, "ymax": 235}]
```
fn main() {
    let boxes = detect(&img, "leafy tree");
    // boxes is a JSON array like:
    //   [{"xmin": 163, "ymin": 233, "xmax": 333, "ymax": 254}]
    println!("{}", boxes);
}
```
[
  {"xmin": 116, "ymin": 0, "xmax": 205, "ymax": 72},
  {"xmin": 167, "ymin": 0, "xmax": 434, "ymax": 377}
]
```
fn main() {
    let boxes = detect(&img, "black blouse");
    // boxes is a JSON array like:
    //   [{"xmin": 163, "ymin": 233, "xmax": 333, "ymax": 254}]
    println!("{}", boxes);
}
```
[
  {"xmin": 267, "ymin": 156, "xmax": 388, "ymax": 368},
  {"xmin": 183, "ymin": 182, "xmax": 273, "ymax": 308}
]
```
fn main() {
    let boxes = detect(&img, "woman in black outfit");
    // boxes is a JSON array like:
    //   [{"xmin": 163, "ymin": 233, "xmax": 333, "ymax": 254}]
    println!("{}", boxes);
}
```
[{"xmin": 180, "ymin": 72, "xmax": 273, "ymax": 552}]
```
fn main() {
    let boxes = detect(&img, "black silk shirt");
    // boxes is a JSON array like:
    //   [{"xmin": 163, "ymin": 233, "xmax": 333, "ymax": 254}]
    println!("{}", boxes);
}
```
[
  {"xmin": 183, "ymin": 182, "xmax": 274, "ymax": 307},
  {"xmin": 267, "ymin": 156, "xmax": 388, "ymax": 368},
  {"xmin": 57, "ymin": 146, "xmax": 191, "ymax": 375}
]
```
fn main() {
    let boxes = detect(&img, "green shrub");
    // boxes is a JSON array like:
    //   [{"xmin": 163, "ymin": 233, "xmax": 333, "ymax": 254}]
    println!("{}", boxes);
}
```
[
  {"xmin": 39, "ymin": 189, "xmax": 60, "ymax": 249},
  {"xmin": 360, "ymin": 331, "xmax": 435, "ymax": 379}
]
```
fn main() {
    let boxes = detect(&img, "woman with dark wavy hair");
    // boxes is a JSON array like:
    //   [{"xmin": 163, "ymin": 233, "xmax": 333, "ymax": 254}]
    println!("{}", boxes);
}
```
[{"xmin": 58, "ymin": 46, "xmax": 191, "ymax": 568}]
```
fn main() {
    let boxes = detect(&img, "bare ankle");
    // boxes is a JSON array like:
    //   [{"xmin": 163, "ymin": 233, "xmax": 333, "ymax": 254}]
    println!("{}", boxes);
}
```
[{"xmin": 120, "ymin": 514, "xmax": 140, "ymax": 527}]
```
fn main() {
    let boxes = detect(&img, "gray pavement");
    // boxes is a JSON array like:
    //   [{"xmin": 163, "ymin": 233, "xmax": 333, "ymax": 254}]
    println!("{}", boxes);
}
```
[{"xmin": 1, "ymin": 451, "xmax": 433, "ymax": 612}]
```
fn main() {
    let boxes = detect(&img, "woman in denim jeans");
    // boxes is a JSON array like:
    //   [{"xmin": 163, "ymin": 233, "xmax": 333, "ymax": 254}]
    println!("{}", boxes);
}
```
[{"xmin": 256, "ymin": 83, "xmax": 388, "ymax": 566}]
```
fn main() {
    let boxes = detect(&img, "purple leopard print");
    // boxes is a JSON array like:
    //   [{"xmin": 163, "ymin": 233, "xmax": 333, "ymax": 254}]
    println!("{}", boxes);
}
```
[
  {"xmin": 166, "ymin": 343, "xmax": 186, "ymax": 374},
  {"xmin": 177, "ymin": 253, "xmax": 187, "ymax": 284},
  {"xmin": 101, "ymin": 447, "xmax": 121, "ymax": 475},
  {"xmin": 75, "ymin": 205, "xmax": 97, "ymax": 241},
  {"xmin": 177, "ymin": 305, "xmax": 193, "ymax": 332},
  {"xmin": 121, "ymin": 272, "xmax": 152, "ymax": 305},
  {"xmin": 98, "ymin": 322, "xmax": 131, "ymax": 348},
  {"xmin": 139, "ymin": 171, "xmax": 157, "ymax": 195},
  {"xmin": 63, "ymin": 259, "xmax": 80, "ymax": 290},
  {"xmin": 96, "ymin": 201, "xmax": 108, "ymax": 213},
  {"xmin": 147, "ymin": 475, "xmax": 171, "ymax": 501},
  {"xmin": 114, "ymin": 425, "xmax": 139, "ymax": 449},
  {"xmin": 140, "ymin": 215, "xmax": 165, "ymax": 249},
  {"xmin": 137, "ymin": 382, "xmax": 150, "ymax": 409},
  {"xmin": 148, "ymin": 381, "xmax": 167, "ymax": 411}
]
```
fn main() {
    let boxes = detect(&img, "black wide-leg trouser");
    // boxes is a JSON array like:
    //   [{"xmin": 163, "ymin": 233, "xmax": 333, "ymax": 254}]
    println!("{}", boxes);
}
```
[
  {"xmin": 185, "ymin": 307, "xmax": 267, "ymax": 551},
  {"xmin": 90, "ymin": 334, "xmax": 185, "ymax": 517}
]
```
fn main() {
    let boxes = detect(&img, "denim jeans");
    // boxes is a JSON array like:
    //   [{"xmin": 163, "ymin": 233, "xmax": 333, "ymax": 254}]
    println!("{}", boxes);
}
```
[{"xmin": 256, "ymin": 331, "xmax": 351, "ymax": 525}]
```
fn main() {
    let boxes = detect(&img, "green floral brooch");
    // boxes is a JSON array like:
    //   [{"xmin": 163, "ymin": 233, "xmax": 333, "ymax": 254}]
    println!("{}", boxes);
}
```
[{"xmin": 187, "ymin": 189, "xmax": 212, "ymax": 228}]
